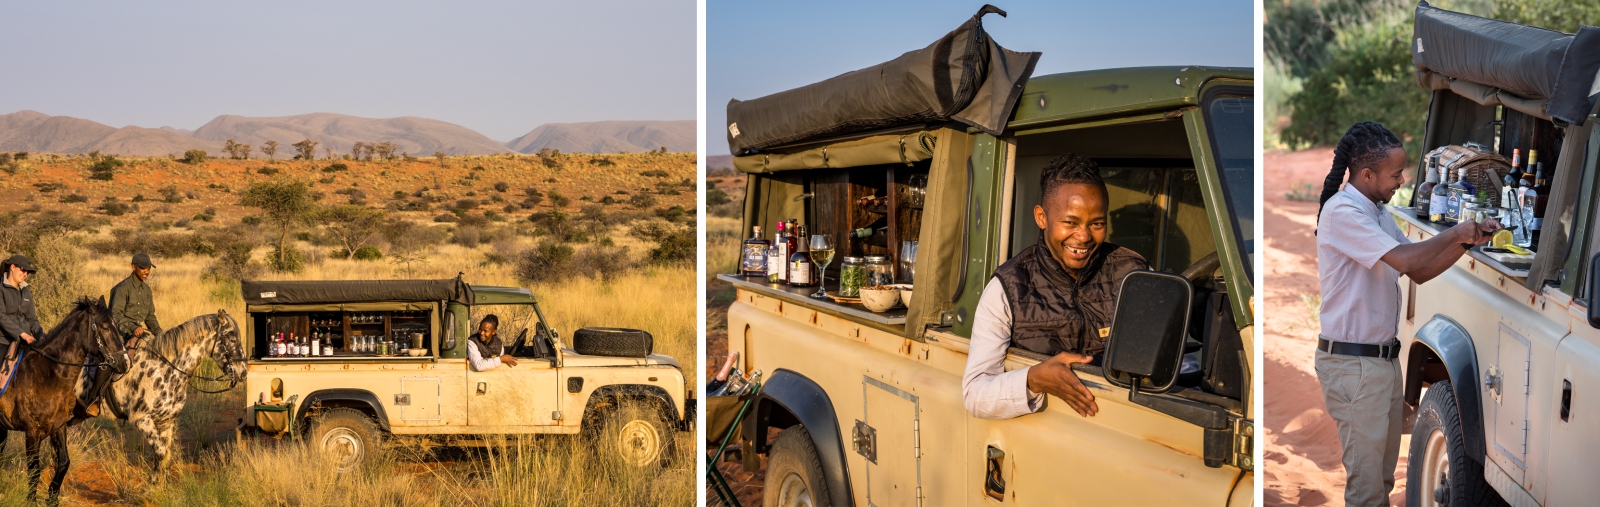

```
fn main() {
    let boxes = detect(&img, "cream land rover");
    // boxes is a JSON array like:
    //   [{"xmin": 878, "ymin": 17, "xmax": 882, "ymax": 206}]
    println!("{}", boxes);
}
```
[{"xmin": 239, "ymin": 277, "xmax": 692, "ymax": 469}]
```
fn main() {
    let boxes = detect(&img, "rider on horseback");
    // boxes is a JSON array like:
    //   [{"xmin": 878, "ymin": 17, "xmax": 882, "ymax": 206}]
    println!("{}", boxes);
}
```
[
  {"xmin": 0, "ymin": 255, "xmax": 43, "ymax": 377},
  {"xmin": 77, "ymin": 252, "xmax": 161, "ymax": 418}
]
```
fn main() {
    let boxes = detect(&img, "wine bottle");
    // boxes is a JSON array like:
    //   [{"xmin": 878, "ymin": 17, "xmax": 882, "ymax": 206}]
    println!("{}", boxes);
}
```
[
  {"xmin": 773, "ymin": 222, "xmax": 789, "ymax": 283},
  {"xmin": 788, "ymin": 225, "xmax": 815, "ymax": 287},
  {"xmin": 741, "ymin": 225, "xmax": 770, "ymax": 277}
]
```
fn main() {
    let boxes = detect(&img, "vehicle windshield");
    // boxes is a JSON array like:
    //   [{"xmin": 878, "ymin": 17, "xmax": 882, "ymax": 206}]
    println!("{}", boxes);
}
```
[{"xmin": 1204, "ymin": 93, "xmax": 1254, "ymax": 281}]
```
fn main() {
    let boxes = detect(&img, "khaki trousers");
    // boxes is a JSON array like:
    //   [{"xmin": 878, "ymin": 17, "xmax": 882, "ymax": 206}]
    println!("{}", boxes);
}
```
[{"xmin": 1315, "ymin": 348, "xmax": 1405, "ymax": 507}]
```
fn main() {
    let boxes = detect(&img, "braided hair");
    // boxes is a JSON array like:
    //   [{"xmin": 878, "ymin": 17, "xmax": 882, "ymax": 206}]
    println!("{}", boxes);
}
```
[
  {"xmin": 1040, "ymin": 154, "xmax": 1106, "ymax": 203},
  {"xmin": 1316, "ymin": 121, "xmax": 1403, "ymax": 229}
]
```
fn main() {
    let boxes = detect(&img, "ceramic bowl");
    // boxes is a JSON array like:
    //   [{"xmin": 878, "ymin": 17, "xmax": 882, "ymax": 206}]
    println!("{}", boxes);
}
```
[
  {"xmin": 408, "ymin": 349, "xmax": 425, "ymax": 357},
  {"xmin": 860, "ymin": 287, "xmax": 900, "ymax": 312}
]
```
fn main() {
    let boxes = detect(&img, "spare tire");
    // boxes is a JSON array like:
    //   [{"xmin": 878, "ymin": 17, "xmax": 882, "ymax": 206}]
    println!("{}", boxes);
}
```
[{"xmin": 572, "ymin": 327, "xmax": 653, "ymax": 357}]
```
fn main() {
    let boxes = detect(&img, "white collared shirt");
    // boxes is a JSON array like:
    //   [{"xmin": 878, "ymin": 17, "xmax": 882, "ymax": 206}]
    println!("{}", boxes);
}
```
[
  {"xmin": 961, "ymin": 279, "xmax": 1047, "ymax": 419},
  {"xmin": 1317, "ymin": 184, "xmax": 1413, "ymax": 344}
]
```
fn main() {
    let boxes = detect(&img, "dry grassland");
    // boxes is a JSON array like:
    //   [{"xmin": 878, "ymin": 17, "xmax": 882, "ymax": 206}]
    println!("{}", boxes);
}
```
[{"xmin": 0, "ymin": 226, "xmax": 694, "ymax": 505}]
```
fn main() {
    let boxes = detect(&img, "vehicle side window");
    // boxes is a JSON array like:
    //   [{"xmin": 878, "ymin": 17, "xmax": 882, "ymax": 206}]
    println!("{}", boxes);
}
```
[{"xmin": 468, "ymin": 305, "xmax": 539, "ymax": 357}]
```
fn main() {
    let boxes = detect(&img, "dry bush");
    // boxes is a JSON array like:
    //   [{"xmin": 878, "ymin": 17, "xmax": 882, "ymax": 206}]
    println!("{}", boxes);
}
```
[{"xmin": 28, "ymin": 234, "xmax": 93, "ymax": 325}]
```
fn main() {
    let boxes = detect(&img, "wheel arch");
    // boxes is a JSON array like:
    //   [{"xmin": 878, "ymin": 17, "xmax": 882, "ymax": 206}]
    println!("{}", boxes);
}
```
[
  {"xmin": 295, "ymin": 388, "xmax": 391, "ymax": 435},
  {"xmin": 1406, "ymin": 314, "xmax": 1487, "ymax": 464},
  {"xmin": 742, "ymin": 368, "xmax": 853, "ymax": 507},
  {"xmin": 582, "ymin": 383, "xmax": 679, "ymax": 425}
]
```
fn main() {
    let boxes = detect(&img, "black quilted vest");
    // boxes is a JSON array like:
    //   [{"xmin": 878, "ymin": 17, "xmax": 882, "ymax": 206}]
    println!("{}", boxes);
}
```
[{"xmin": 992, "ymin": 241, "xmax": 1148, "ymax": 357}]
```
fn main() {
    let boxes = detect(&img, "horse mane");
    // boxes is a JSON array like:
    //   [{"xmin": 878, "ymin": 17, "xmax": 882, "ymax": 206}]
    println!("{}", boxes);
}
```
[
  {"xmin": 146, "ymin": 312, "xmax": 219, "ymax": 360},
  {"xmin": 36, "ymin": 296, "xmax": 107, "ymax": 353}
]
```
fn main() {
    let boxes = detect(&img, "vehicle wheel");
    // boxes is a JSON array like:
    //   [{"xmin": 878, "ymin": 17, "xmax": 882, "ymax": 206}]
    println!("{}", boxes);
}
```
[
  {"xmin": 764, "ymin": 425, "xmax": 830, "ymax": 507},
  {"xmin": 572, "ymin": 327, "xmax": 653, "ymax": 357},
  {"xmin": 598, "ymin": 401, "xmax": 672, "ymax": 468},
  {"xmin": 309, "ymin": 408, "xmax": 383, "ymax": 472},
  {"xmin": 1407, "ymin": 380, "xmax": 1507, "ymax": 507}
]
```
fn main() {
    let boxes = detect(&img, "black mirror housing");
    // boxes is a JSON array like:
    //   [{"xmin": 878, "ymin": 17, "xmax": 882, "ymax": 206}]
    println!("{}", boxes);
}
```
[{"xmin": 1104, "ymin": 270, "xmax": 1193, "ymax": 395}]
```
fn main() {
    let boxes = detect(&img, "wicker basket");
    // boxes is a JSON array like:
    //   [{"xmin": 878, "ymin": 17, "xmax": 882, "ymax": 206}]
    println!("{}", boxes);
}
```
[{"xmin": 1429, "ymin": 145, "xmax": 1513, "ymax": 208}]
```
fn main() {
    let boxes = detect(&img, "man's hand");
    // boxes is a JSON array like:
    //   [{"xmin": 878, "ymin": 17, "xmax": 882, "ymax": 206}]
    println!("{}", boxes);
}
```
[
  {"xmin": 20, "ymin": 333, "xmax": 34, "ymax": 344},
  {"xmin": 1027, "ymin": 352, "xmax": 1098, "ymax": 417},
  {"xmin": 500, "ymin": 354, "xmax": 519, "ymax": 367}
]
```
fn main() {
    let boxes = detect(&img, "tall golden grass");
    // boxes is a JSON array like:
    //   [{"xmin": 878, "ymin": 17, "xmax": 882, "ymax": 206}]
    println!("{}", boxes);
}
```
[{"xmin": 0, "ymin": 231, "xmax": 694, "ymax": 506}]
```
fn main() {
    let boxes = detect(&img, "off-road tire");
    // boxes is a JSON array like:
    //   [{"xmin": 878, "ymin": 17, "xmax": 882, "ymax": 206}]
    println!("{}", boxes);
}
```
[
  {"xmin": 309, "ymin": 408, "xmax": 383, "ymax": 472},
  {"xmin": 572, "ymin": 327, "xmax": 652, "ymax": 357},
  {"xmin": 593, "ymin": 399, "xmax": 674, "ymax": 468},
  {"xmin": 1407, "ymin": 380, "xmax": 1508, "ymax": 507},
  {"xmin": 764, "ymin": 425, "xmax": 830, "ymax": 507}
]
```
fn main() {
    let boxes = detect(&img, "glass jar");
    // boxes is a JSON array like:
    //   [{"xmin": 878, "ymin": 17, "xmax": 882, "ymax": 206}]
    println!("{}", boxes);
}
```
[
  {"xmin": 864, "ymin": 255, "xmax": 894, "ymax": 288},
  {"xmin": 839, "ymin": 256, "xmax": 866, "ymax": 297}
]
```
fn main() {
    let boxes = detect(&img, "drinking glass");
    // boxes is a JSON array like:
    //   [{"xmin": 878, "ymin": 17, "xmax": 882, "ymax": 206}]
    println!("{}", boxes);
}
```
[
  {"xmin": 810, "ymin": 234, "xmax": 835, "ymax": 298},
  {"xmin": 900, "ymin": 240, "xmax": 918, "ymax": 284}
]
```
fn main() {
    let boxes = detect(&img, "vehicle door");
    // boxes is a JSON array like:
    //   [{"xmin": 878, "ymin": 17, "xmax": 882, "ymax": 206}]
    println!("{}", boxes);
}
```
[
  {"xmin": 957, "ymin": 84, "xmax": 1253, "ymax": 505},
  {"xmin": 465, "ymin": 304, "xmax": 563, "ymax": 427}
]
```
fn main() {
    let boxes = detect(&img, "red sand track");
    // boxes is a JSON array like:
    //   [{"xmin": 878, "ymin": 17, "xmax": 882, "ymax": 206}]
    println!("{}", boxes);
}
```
[{"xmin": 1263, "ymin": 148, "xmax": 1410, "ymax": 506}]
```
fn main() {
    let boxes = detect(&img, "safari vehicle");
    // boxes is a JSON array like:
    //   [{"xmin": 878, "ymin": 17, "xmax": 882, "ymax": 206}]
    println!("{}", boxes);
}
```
[
  {"xmin": 716, "ymin": 6, "xmax": 1255, "ymax": 505},
  {"xmin": 1390, "ymin": 3, "xmax": 1600, "ymax": 506},
  {"xmin": 237, "ymin": 277, "xmax": 692, "ymax": 469}
]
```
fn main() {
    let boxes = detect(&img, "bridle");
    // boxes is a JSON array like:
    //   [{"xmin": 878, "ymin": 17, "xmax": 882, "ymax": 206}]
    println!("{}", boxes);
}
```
[
  {"xmin": 134, "ymin": 314, "xmax": 241, "ymax": 394},
  {"xmin": 26, "ymin": 311, "xmax": 126, "ymax": 370}
]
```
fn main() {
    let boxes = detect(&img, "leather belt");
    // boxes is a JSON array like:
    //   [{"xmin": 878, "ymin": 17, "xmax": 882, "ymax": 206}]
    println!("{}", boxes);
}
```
[{"xmin": 1318, "ymin": 337, "xmax": 1399, "ymax": 359}]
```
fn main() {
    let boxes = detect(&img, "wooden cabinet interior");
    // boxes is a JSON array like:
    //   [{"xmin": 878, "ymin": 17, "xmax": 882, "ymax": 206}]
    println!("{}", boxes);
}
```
[
  {"xmin": 810, "ymin": 161, "xmax": 929, "ymax": 284},
  {"xmin": 1499, "ymin": 108, "xmax": 1564, "ymax": 175}
]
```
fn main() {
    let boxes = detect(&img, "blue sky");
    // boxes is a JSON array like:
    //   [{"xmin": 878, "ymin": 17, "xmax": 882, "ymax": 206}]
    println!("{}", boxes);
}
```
[
  {"xmin": 0, "ymin": 0, "xmax": 695, "ymax": 142},
  {"xmin": 708, "ymin": 1, "xmax": 1254, "ymax": 155}
]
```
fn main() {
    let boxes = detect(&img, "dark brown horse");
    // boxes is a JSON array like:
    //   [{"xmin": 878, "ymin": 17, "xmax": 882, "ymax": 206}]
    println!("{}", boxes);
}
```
[{"xmin": 0, "ymin": 297, "xmax": 128, "ymax": 505}]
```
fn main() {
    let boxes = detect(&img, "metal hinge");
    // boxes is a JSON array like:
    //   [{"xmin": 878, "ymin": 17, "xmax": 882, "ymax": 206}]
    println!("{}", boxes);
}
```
[
  {"xmin": 1521, "ymin": 419, "xmax": 1529, "ymax": 456},
  {"xmin": 1235, "ymin": 417, "xmax": 1254, "ymax": 471},
  {"xmin": 917, "ymin": 486, "xmax": 924, "ymax": 507},
  {"xmin": 913, "ymin": 419, "xmax": 921, "ymax": 458}
]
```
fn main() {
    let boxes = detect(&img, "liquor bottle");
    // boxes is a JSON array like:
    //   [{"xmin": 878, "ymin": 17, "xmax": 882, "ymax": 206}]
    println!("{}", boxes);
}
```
[
  {"xmin": 276, "ymin": 333, "xmax": 287, "ymax": 358},
  {"xmin": 269, "ymin": 333, "xmax": 278, "ymax": 358},
  {"xmin": 1429, "ymin": 154, "xmax": 1449, "ymax": 223},
  {"xmin": 788, "ymin": 224, "xmax": 815, "ymax": 287},
  {"xmin": 740, "ymin": 225, "xmax": 770, "ymax": 277},
  {"xmin": 772, "ymin": 222, "xmax": 790, "ymax": 283},
  {"xmin": 311, "ymin": 333, "xmax": 321, "ymax": 357},
  {"xmin": 1415, "ymin": 156, "xmax": 1435, "ymax": 219},
  {"xmin": 1519, "ymin": 149, "xmax": 1536, "ymax": 189},
  {"xmin": 1445, "ymin": 167, "xmax": 1472, "ymax": 224},
  {"xmin": 1529, "ymin": 162, "xmax": 1547, "ymax": 248}
]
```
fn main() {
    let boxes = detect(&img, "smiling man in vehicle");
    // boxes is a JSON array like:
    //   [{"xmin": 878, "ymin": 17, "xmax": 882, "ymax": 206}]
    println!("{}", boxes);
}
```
[{"xmin": 961, "ymin": 154, "xmax": 1150, "ymax": 419}]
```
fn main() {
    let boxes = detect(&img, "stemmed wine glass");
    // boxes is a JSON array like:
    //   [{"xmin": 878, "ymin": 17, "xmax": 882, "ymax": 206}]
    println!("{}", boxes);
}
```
[{"xmin": 810, "ymin": 234, "xmax": 835, "ymax": 298}]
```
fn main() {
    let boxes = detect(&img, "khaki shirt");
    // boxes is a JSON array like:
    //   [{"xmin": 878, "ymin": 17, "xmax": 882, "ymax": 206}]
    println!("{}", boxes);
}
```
[
  {"xmin": 1317, "ymin": 184, "xmax": 1412, "ymax": 344},
  {"xmin": 110, "ymin": 274, "xmax": 160, "ymax": 338}
]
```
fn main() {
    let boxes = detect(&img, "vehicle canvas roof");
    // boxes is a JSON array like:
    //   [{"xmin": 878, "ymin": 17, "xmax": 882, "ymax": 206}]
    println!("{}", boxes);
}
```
[
  {"xmin": 241, "ymin": 277, "xmax": 476, "ymax": 306},
  {"xmin": 1412, "ymin": 0, "xmax": 1600, "ymax": 125},
  {"xmin": 725, "ymin": 4, "xmax": 1040, "ymax": 156}
]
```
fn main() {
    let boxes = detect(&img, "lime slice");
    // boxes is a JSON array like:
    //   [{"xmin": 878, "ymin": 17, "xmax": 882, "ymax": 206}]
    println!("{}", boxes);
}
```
[{"xmin": 1491, "ymin": 229, "xmax": 1514, "ymax": 249}]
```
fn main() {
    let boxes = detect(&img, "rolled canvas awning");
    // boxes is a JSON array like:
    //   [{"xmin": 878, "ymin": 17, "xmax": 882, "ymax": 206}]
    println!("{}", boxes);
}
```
[
  {"xmin": 242, "ymin": 277, "xmax": 475, "ymax": 306},
  {"xmin": 732, "ymin": 129, "xmax": 938, "ymax": 173},
  {"xmin": 1412, "ymin": 1, "xmax": 1600, "ymax": 124},
  {"xmin": 725, "ymin": 4, "xmax": 1040, "ymax": 155}
]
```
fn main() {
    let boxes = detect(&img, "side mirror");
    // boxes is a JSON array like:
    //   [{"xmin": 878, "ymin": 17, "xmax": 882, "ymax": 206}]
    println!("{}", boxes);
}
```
[
  {"xmin": 1588, "ymin": 253, "xmax": 1600, "ymax": 328},
  {"xmin": 1103, "ymin": 270, "xmax": 1193, "ymax": 396}
]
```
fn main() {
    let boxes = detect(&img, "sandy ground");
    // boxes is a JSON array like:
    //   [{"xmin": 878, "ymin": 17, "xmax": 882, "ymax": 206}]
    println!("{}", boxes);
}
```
[{"xmin": 1263, "ymin": 147, "xmax": 1414, "ymax": 506}]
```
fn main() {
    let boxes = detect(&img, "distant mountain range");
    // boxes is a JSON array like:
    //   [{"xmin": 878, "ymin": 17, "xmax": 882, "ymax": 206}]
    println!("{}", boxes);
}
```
[
  {"xmin": 506, "ymin": 120, "xmax": 694, "ymax": 154},
  {"xmin": 0, "ymin": 111, "xmax": 694, "ymax": 156}
]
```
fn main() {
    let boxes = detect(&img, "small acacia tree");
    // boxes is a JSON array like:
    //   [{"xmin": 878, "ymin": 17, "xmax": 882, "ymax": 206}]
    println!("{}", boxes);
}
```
[
  {"xmin": 261, "ymin": 140, "xmax": 279, "ymax": 160},
  {"xmin": 239, "ymin": 179, "xmax": 318, "ymax": 269},
  {"xmin": 434, "ymin": 151, "xmax": 447, "ymax": 166},
  {"xmin": 292, "ymin": 139, "xmax": 318, "ymax": 160},
  {"xmin": 320, "ymin": 204, "xmax": 388, "ymax": 259}
]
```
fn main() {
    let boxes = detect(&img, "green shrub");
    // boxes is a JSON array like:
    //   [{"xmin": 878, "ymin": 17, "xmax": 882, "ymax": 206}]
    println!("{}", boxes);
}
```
[
  {"xmin": 89, "ymin": 155, "xmax": 124, "ymax": 181},
  {"xmin": 514, "ymin": 241, "xmax": 575, "ymax": 283},
  {"xmin": 99, "ymin": 197, "xmax": 130, "ymax": 216},
  {"xmin": 182, "ymin": 149, "xmax": 207, "ymax": 164},
  {"xmin": 60, "ymin": 193, "xmax": 88, "ymax": 203},
  {"xmin": 268, "ymin": 245, "xmax": 305, "ymax": 273},
  {"xmin": 493, "ymin": 181, "xmax": 510, "ymax": 192},
  {"xmin": 322, "ymin": 163, "xmax": 349, "ymax": 173},
  {"xmin": 352, "ymin": 245, "xmax": 383, "ymax": 261},
  {"xmin": 1283, "ymin": 9, "xmax": 1427, "ymax": 155},
  {"xmin": 707, "ymin": 188, "xmax": 732, "ymax": 206},
  {"xmin": 258, "ymin": 167, "xmax": 280, "ymax": 176}
]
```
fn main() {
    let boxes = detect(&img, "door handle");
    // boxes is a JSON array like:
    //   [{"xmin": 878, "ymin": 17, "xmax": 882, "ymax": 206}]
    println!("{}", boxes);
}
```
[{"xmin": 477, "ymin": 381, "xmax": 487, "ymax": 395}]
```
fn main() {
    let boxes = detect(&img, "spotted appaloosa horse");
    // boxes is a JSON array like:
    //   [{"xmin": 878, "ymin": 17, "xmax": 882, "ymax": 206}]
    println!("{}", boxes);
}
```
[
  {"xmin": 0, "ymin": 297, "xmax": 128, "ymax": 505},
  {"xmin": 90, "ymin": 309, "xmax": 245, "ymax": 476}
]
